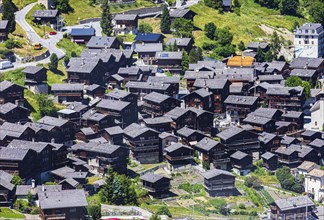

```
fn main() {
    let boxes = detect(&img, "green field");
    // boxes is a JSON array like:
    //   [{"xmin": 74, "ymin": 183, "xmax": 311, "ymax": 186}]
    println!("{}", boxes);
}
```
[
  {"xmin": 63, "ymin": 0, "xmax": 158, "ymax": 25},
  {"xmin": 57, "ymin": 38, "xmax": 85, "ymax": 57},
  {"xmin": 190, "ymin": 0, "xmax": 306, "ymax": 46},
  {"xmin": 13, "ymin": 0, "xmax": 37, "ymax": 10},
  {"xmin": 0, "ymin": 208, "xmax": 25, "ymax": 219}
]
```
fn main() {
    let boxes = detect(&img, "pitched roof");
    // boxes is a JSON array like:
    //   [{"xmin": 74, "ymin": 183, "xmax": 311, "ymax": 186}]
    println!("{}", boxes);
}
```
[
  {"xmin": 170, "ymin": 9, "xmax": 195, "ymax": 18},
  {"xmin": 134, "ymin": 43, "xmax": 163, "ymax": 53},
  {"xmin": 32, "ymin": 10, "xmax": 58, "ymax": 18},
  {"xmin": 38, "ymin": 189, "xmax": 88, "ymax": 209},
  {"xmin": 113, "ymin": 13, "xmax": 138, "ymax": 21},
  {"xmin": 71, "ymin": 142, "xmax": 122, "ymax": 155},
  {"xmin": 147, "ymin": 76, "xmax": 180, "ymax": 84},
  {"xmin": 165, "ymin": 142, "xmax": 192, "ymax": 153},
  {"xmin": 23, "ymin": 66, "xmax": 45, "ymax": 74},
  {"xmin": 106, "ymin": 89, "xmax": 131, "ymax": 99},
  {"xmin": 86, "ymin": 36, "xmax": 118, "ymax": 48},
  {"xmin": 217, "ymin": 126, "xmax": 244, "ymax": 141},
  {"xmin": 38, "ymin": 116, "xmax": 69, "ymax": 127},
  {"xmin": 135, "ymin": 33, "xmax": 164, "ymax": 42},
  {"xmin": 290, "ymin": 69, "xmax": 317, "ymax": 78},
  {"xmin": 230, "ymin": 151, "xmax": 249, "ymax": 160},
  {"xmin": 155, "ymin": 51, "xmax": 182, "ymax": 60},
  {"xmin": 125, "ymin": 81, "xmax": 171, "ymax": 91},
  {"xmin": 274, "ymin": 196, "xmax": 314, "ymax": 211},
  {"xmin": 104, "ymin": 126, "xmax": 123, "ymax": 135},
  {"xmin": 250, "ymin": 108, "xmax": 281, "ymax": 119},
  {"xmin": 193, "ymin": 78, "xmax": 228, "ymax": 90},
  {"xmin": 261, "ymin": 152, "xmax": 276, "ymax": 160},
  {"xmin": 201, "ymin": 169, "xmax": 234, "ymax": 180},
  {"xmin": 0, "ymin": 170, "xmax": 14, "ymax": 191},
  {"xmin": 51, "ymin": 166, "xmax": 87, "ymax": 179},
  {"xmin": 243, "ymin": 114, "xmax": 272, "ymax": 125},
  {"xmin": 96, "ymin": 99, "xmax": 130, "ymax": 111},
  {"xmin": 166, "ymin": 38, "xmax": 192, "ymax": 47},
  {"xmin": 258, "ymin": 74, "xmax": 284, "ymax": 81},
  {"xmin": 70, "ymin": 28, "xmax": 95, "ymax": 37},
  {"xmin": 51, "ymin": 83, "xmax": 83, "ymax": 91},
  {"xmin": 140, "ymin": 173, "xmax": 169, "ymax": 183},
  {"xmin": 143, "ymin": 116, "xmax": 173, "ymax": 125},
  {"xmin": 177, "ymin": 126, "xmax": 200, "ymax": 137},
  {"xmin": 143, "ymin": 92, "xmax": 172, "ymax": 104},
  {"xmin": 290, "ymin": 57, "xmax": 324, "ymax": 69},
  {"xmin": 0, "ymin": 20, "xmax": 9, "ymax": 30},
  {"xmin": 123, "ymin": 123, "xmax": 158, "ymax": 138},
  {"xmin": 195, "ymin": 137, "xmax": 220, "ymax": 152},
  {"xmin": 0, "ymin": 80, "xmax": 24, "ymax": 92},
  {"xmin": 9, "ymin": 140, "xmax": 52, "ymax": 153},
  {"xmin": 0, "ymin": 147, "xmax": 31, "ymax": 161},
  {"xmin": 0, "ymin": 102, "xmax": 19, "ymax": 114},
  {"xmin": 224, "ymin": 95, "xmax": 258, "ymax": 106},
  {"xmin": 165, "ymin": 107, "xmax": 190, "ymax": 119}
]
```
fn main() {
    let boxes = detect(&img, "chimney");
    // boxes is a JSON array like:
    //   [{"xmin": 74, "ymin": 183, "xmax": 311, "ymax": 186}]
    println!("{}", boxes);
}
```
[
  {"xmin": 32, "ymin": 179, "xmax": 36, "ymax": 189},
  {"xmin": 42, "ymin": 184, "xmax": 45, "ymax": 192},
  {"xmin": 151, "ymin": 114, "xmax": 154, "ymax": 119},
  {"xmin": 51, "ymin": 138, "xmax": 55, "ymax": 143},
  {"xmin": 79, "ymin": 170, "xmax": 82, "ymax": 176}
]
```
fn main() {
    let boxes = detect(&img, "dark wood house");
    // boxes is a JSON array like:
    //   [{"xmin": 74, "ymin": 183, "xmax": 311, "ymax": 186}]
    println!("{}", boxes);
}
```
[
  {"xmin": 195, "ymin": 137, "xmax": 229, "ymax": 170},
  {"xmin": 123, "ymin": 123, "xmax": 161, "ymax": 164},
  {"xmin": 96, "ymin": 99, "xmax": 138, "ymax": 128},
  {"xmin": 184, "ymin": 88, "xmax": 213, "ymax": 111},
  {"xmin": 51, "ymin": 83, "xmax": 84, "ymax": 103},
  {"xmin": 230, "ymin": 151, "xmax": 253, "ymax": 176},
  {"xmin": 70, "ymin": 28, "xmax": 95, "ymax": 43},
  {"xmin": 155, "ymin": 51, "xmax": 183, "ymax": 74},
  {"xmin": 217, "ymin": 126, "xmax": 260, "ymax": 154},
  {"xmin": 140, "ymin": 173, "xmax": 170, "ymax": 198},
  {"xmin": 102, "ymin": 126, "xmax": 124, "ymax": 145},
  {"xmin": 0, "ymin": 102, "xmax": 29, "ymax": 123},
  {"xmin": 143, "ymin": 116, "xmax": 173, "ymax": 133},
  {"xmin": 165, "ymin": 143, "xmax": 194, "ymax": 171},
  {"xmin": 176, "ymin": 126, "xmax": 206, "ymax": 146},
  {"xmin": 70, "ymin": 142, "xmax": 128, "ymax": 174},
  {"xmin": 201, "ymin": 169, "xmax": 236, "ymax": 197},
  {"xmin": 261, "ymin": 152, "xmax": 278, "ymax": 171},
  {"xmin": 142, "ymin": 92, "xmax": 181, "ymax": 117},
  {"xmin": 0, "ymin": 20, "xmax": 9, "ymax": 41},
  {"xmin": 38, "ymin": 189, "xmax": 88, "ymax": 220},
  {"xmin": 113, "ymin": 14, "xmax": 138, "ymax": 35},
  {"xmin": 23, "ymin": 66, "xmax": 48, "ymax": 94},
  {"xmin": 0, "ymin": 147, "xmax": 37, "ymax": 179},
  {"xmin": 0, "ymin": 80, "xmax": 25, "ymax": 105},
  {"xmin": 224, "ymin": 95, "xmax": 258, "ymax": 124}
]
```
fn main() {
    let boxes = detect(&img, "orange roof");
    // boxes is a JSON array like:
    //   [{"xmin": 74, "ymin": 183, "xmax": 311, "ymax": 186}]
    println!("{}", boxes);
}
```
[{"xmin": 227, "ymin": 56, "xmax": 254, "ymax": 67}]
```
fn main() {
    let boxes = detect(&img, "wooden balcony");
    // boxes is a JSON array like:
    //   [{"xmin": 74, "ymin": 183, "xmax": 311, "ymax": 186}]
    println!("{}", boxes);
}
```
[
  {"xmin": 44, "ymin": 213, "xmax": 66, "ymax": 220},
  {"xmin": 165, "ymin": 155, "xmax": 193, "ymax": 161}
]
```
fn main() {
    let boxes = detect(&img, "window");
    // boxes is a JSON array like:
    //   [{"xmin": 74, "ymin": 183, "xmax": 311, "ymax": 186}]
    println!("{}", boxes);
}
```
[{"xmin": 70, "ymin": 208, "xmax": 76, "ymax": 213}]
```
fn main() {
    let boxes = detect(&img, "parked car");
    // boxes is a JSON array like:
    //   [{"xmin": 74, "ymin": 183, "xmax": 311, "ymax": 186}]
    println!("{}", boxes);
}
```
[
  {"xmin": 33, "ymin": 43, "xmax": 42, "ymax": 50},
  {"xmin": 0, "ymin": 60, "xmax": 13, "ymax": 70},
  {"xmin": 49, "ymin": 31, "xmax": 57, "ymax": 35}
]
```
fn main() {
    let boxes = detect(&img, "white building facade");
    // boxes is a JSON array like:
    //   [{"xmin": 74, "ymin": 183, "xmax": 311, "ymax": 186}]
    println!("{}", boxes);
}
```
[
  {"xmin": 294, "ymin": 23, "xmax": 324, "ymax": 58},
  {"xmin": 305, "ymin": 169, "xmax": 324, "ymax": 202}
]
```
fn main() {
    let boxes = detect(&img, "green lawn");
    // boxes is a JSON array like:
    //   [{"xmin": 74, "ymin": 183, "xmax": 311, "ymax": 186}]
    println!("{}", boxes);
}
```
[
  {"xmin": 0, "ymin": 68, "xmax": 25, "ymax": 85},
  {"xmin": 63, "ymin": 0, "xmax": 158, "ymax": 25},
  {"xmin": 42, "ymin": 60, "xmax": 68, "ymax": 85},
  {"xmin": 190, "ymin": 0, "xmax": 306, "ymax": 46},
  {"xmin": 0, "ymin": 207, "xmax": 25, "ymax": 218},
  {"xmin": 26, "ymin": 4, "xmax": 56, "ymax": 38},
  {"xmin": 57, "ymin": 38, "xmax": 85, "ymax": 57},
  {"xmin": 13, "ymin": 0, "xmax": 37, "ymax": 10}
]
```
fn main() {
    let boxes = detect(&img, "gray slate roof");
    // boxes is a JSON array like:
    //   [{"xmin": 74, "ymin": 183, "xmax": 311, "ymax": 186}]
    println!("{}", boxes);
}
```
[
  {"xmin": 230, "ymin": 151, "xmax": 248, "ymax": 160},
  {"xmin": 51, "ymin": 83, "xmax": 84, "ymax": 91},
  {"xmin": 0, "ymin": 20, "xmax": 9, "ymax": 30},
  {"xmin": 155, "ymin": 51, "xmax": 183, "ymax": 60},
  {"xmin": 143, "ymin": 116, "xmax": 173, "ymax": 125},
  {"xmin": 38, "ymin": 189, "xmax": 88, "ymax": 209},
  {"xmin": 0, "ymin": 170, "xmax": 14, "ymax": 191},
  {"xmin": 195, "ymin": 137, "xmax": 220, "ymax": 152},
  {"xmin": 144, "ymin": 92, "xmax": 172, "ymax": 104},
  {"xmin": 124, "ymin": 123, "xmax": 158, "ymax": 138},
  {"xmin": 165, "ymin": 142, "xmax": 192, "ymax": 153},
  {"xmin": 104, "ymin": 126, "xmax": 123, "ymax": 135},
  {"xmin": 38, "ymin": 116, "xmax": 69, "ymax": 127},
  {"xmin": 261, "ymin": 152, "xmax": 276, "ymax": 160},
  {"xmin": 86, "ymin": 36, "xmax": 118, "ymax": 48},
  {"xmin": 140, "ymin": 173, "xmax": 169, "ymax": 183},
  {"xmin": 290, "ymin": 57, "xmax": 324, "ymax": 69},
  {"xmin": 96, "ymin": 99, "xmax": 130, "ymax": 111},
  {"xmin": 32, "ymin": 10, "xmax": 58, "ymax": 18},
  {"xmin": 0, "ymin": 147, "xmax": 30, "ymax": 161},
  {"xmin": 201, "ymin": 169, "xmax": 234, "ymax": 180},
  {"xmin": 22, "ymin": 66, "xmax": 45, "ymax": 74},
  {"xmin": 224, "ymin": 95, "xmax": 258, "ymax": 106},
  {"xmin": 274, "ymin": 196, "xmax": 314, "ymax": 211},
  {"xmin": 114, "ymin": 13, "xmax": 138, "ymax": 21},
  {"xmin": 134, "ymin": 43, "xmax": 163, "ymax": 53},
  {"xmin": 166, "ymin": 38, "xmax": 192, "ymax": 47}
]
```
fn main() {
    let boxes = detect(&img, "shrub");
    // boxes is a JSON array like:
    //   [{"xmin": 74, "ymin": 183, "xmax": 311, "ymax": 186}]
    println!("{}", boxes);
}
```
[{"xmin": 5, "ymin": 39, "xmax": 22, "ymax": 49}]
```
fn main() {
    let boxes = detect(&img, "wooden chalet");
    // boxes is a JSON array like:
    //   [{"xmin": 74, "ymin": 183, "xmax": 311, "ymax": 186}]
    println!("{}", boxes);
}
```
[
  {"xmin": 261, "ymin": 152, "xmax": 278, "ymax": 171},
  {"xmin": 0, "ymin": 80, "xmax": 25, "ymax": 105},
  {"xmin": 201, "ymin": 169, "xmax": 236, "ymax": 197},
  {"xmin": 165, "ymin": 143, "xmax": 194, "ymax": 171},
  {"xmin": 96, "ymin": 99, "xmax": 138, "ymax": 128},
  {"xmin": 195, "ymin": 137, "xmax": 229, "ymax": 170},
  {"xmin": 142, "ymin": 92, "xmax": 181, "ymax": 117},
  {"xmin": 123, "ymin": 123, "xmax": 162, "ymax": 164},
  {"xmin": 230, "ymin": 151, "xmax": 253, "ymax": 176},
  {"xmin": 140, "ymin": 173, "xmax": 170, "ymax": 198}
]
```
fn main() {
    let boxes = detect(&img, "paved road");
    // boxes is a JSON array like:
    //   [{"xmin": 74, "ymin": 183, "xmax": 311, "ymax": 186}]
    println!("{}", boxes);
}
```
[
  {"xmin": 0, "ymin": 2, "xmax": 66, "ymax": 71},
  {"xmin": 175, "ymin": 0, "xmax": 201, "ymax": 9}
]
